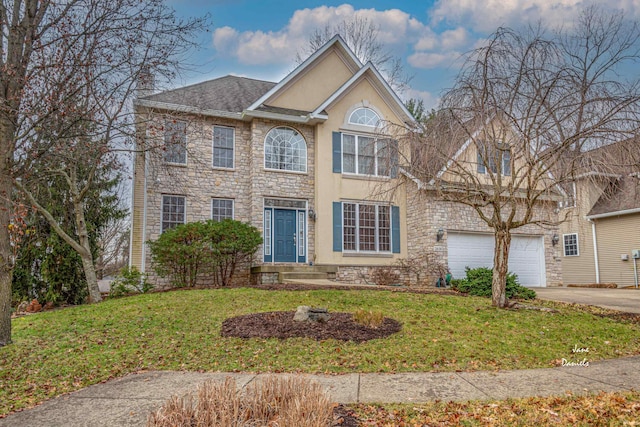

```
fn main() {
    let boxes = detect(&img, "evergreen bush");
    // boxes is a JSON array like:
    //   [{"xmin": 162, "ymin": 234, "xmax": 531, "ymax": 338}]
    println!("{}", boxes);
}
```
[
  {"xmin": 148, "ymin": 219, "xmax": 261, "ymax": 287},
  {"xmin": 452, "ymin": 266, "xmax": 536, "ymax": 300}
]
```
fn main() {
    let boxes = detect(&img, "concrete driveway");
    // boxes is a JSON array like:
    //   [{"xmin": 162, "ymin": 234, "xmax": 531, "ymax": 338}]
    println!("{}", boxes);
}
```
[{"xmin": 534, "ymin": 287, "xmax": 640, "ymax": 313}]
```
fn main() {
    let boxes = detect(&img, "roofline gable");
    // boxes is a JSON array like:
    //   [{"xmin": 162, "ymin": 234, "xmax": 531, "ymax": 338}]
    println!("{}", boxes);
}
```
[
  {"xmin": 310, "ymin": 61, "xmax": 415, "ymax": 125},
  {"xmin": 247, "ymin": 35, "xmax": 362, "ymax": 112}
]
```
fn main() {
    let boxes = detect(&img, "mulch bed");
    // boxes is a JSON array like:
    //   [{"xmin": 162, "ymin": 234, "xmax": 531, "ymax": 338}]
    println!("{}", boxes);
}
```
[
  {"xmin": 332, "ymin": 404, "xmax": 360, "ymax": 427},
  {"xmin": 221, "ymin": 311, "xmax": 402, "ymax": 342}
]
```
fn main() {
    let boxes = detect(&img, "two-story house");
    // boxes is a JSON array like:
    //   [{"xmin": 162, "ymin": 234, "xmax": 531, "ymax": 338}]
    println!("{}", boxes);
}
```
[
  {"xmin": 130, "ymin": 35, "xmax": 563, "ymax": 287},
  {"xmin": 560, "ymin": 140, "xmax": 640, "ymax": 287},
  {"xmin": 130, "ymin": 35, "xmax": 414, "ymax": 285}
]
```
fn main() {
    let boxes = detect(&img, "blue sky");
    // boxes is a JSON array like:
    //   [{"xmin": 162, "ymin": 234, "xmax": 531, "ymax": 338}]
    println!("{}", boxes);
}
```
[{"xmin": 168, "ymin": 0, "xmax": 640, "ymax": 110}]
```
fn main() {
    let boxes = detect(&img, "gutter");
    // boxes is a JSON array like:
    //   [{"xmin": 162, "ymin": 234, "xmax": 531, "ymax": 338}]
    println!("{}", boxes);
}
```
[
  {"xmin": 134, "ymin": 99, "xmax": 244, "ymax": 120},
  {"xmin": 586, "ymin": 207, "xmax": 640, "ymax": 220}
]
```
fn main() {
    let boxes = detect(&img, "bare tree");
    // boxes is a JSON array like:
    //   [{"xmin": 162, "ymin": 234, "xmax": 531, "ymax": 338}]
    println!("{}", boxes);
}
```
[
  {"xmin": 403, "ymin": 7, "xmax": 640, "ymax": 307},
  {"xmin": 295, "ymin": 16, "xmax": 410, "ymax": 94},
  {"xmin": 0, "ymin": 0, "xmax": 206, "ymax": 346}
]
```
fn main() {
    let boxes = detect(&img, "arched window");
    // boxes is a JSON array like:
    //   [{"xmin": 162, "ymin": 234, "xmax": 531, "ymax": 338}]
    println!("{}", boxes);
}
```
[
  {"xmin": 348, "ymin": 107, "xmax": 380, "ymax": 127},
  {"xmin": 264, "ymin": 126, "xmax": 307, "ymax": 172}
]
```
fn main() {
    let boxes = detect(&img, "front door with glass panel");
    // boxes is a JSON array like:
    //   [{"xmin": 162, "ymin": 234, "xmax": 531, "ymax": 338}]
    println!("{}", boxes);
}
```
[{"xmin": 264, "ymin": 199, "xmax": 306, "ymax": 263}]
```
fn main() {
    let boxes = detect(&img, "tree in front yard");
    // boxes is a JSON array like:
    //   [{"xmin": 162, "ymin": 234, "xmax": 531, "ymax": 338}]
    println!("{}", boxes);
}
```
[
  {"xmin": 0, "ymin": 0, "xmax": 206, "ymax": 346},
  {"xmin": 402, "ymin": 6, "xmax": 640, "ymax": 308}
]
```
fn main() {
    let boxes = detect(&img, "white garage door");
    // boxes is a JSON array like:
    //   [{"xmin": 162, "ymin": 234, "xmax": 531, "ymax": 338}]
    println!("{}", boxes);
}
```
[{"xmin": 447, "ymin": 232, "xmax": 546, "ymax": 287}]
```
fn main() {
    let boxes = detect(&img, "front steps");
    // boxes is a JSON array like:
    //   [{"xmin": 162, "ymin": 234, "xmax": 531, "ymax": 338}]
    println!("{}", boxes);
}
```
[{"xmin": 251, "ymin": 265, "xmax": 338, "ymax": 284}]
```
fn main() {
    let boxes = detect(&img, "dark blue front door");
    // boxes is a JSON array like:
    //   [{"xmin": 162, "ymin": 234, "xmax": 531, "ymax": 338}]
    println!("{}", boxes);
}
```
[{"xmin": 274, "ymin": 209, "xmax": 296, "ymax": 262}]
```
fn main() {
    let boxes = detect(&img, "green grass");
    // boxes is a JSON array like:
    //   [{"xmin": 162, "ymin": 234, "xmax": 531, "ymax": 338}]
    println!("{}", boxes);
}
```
[{"xmin": 1, "ymin": 287, "xmax": 640, "ymax": 415}]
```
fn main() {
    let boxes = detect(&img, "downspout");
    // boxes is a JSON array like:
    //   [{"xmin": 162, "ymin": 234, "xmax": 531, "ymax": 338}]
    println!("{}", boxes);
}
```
[
  {"xmin": 141, "ymin": 152, "xmax": 148, "ymax": 273},
  {"xmin": 590, "ymin": 219, "xmax": 600, "ymax": 284}
]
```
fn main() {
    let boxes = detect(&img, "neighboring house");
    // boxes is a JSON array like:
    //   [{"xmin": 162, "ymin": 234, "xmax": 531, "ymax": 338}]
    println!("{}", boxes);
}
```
[
  {"xmin": 560, "ymin": 141, "xmax": 640, "ymax": 287},
  {"xmin": 403, "ymin": 118, "xmax": 563, "ymax": 287},
  {"xmin": 130, "ymin": 35, "xmax": 414, "ymax": 285}
]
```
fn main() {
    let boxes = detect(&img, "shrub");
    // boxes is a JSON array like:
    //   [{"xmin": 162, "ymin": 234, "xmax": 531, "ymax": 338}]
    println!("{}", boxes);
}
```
[
  {"xmin": 353, "ymin": 309, "xmax": 385, "ymax": 328},
  {"xmin": 370, "ymin": 266, "xmax": 401, "ymax": 286},
  {"xmin": 148, "ymin": 220, "xmax": 261, "ymax": 287},
  {"xmin": 147, "ymin": 376, "xmax": 332, "ymax": 427},
  {"xmin": 452, "ymin": 266, "xmax": 536, "ymax": 300},
  {"xmin": 109, "ymin": 266, "xmax": 152, "ymax": 298}
]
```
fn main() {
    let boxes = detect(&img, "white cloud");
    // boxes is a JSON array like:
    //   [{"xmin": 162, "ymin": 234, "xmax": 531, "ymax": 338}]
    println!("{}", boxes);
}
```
[
  {"xmin": 408, "ymin": 51, "xmax": 461, "ymax": 69},
  {"xmin": 211, "ymin": 4, "xmax": 428, "ymax": 66},
  {"xmin": 430, "ymin": 0, "xmax": 640, "ymax": 33}
]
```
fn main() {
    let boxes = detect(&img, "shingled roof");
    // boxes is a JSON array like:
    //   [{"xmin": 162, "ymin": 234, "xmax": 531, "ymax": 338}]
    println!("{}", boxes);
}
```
[
  {"xmin": 140, "ymin": 75, "xmax": 276, "ymax": 113},
  {"xmin": 588, "ymin": 176, "xmax": 640, "ymax": 216}
]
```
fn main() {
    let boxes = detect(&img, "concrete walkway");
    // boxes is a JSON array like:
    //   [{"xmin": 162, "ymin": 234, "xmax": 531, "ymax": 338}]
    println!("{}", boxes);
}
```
[
  {"xmin": 2, "ymin": 356, "xmax": 639, "ymax": 427},
  {"xmin": 534, "ymin": 287, "xmax": 640, "ymax": 313}
]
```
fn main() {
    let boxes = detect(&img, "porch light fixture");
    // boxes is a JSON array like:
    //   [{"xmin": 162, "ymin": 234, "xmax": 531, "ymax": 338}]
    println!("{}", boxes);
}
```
[
  {"xmin": 552, "ymin": 234, "xmax": 559, "ymax": 246},
  {"xmin": 308, "ymin": 209, "xmax": 317, "ymax": 221},
  {"xmin": 436, "ymin": 228, "xmax": 445, "ymax": 242}
]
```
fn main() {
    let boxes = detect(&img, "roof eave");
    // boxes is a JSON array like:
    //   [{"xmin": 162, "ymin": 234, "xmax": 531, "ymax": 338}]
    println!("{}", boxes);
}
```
[
  {"xmin": 587, "ymin": 207, "xmax": 640, "ymax": 220},
  {"xmin": 134, "ymin": 99, "xmax": 243, "ymax": 120}
]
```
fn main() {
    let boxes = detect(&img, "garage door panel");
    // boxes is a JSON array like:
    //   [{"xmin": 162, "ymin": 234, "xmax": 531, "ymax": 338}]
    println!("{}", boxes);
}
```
[{"xmin": 447, "ymin": 232, "xmax": 546, "ymax": 287}]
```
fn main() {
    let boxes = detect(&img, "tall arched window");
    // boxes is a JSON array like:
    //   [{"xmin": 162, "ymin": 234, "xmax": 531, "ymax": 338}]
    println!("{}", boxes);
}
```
[
  {"xmin": 348, "ymin": 107, "xmax": 380, "ymax": 127},
  {"xmin": 264, "ymin": 126, "xmax": 307, "ymax": 172}
]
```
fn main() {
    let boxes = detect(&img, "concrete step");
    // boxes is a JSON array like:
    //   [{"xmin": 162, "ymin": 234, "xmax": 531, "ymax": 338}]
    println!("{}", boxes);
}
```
[{"xmin": 280, "ymin": 271, "xmax": 330, "ymax": 281}]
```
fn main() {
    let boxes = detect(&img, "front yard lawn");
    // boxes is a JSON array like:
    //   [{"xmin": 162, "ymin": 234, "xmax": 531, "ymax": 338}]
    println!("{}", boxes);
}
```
[{"xmin": 1, "ymin": 287, "xmax": 639, "ymax": 415}]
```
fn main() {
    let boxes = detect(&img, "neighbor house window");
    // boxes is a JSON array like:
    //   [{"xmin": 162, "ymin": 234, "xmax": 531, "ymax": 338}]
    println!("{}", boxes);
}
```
[
  {"xmin": 161, "ymin": 195, "xmax": 185, "ymax": 232},
  {"xmin": 164, "ymin": 120, "xmax": 187, "ymax": 164},
  {"xmin": 264, "ymin": 126, "xmax": 307, "ymax": 172},
  {"xmin": 213, "ymin": 126, "xmax": 234, "ymax": 168},
  {"xmin": 348, "ymin": 107, "xmax": 380, "ymax": 127},
  {"xmin": 563, "ymin": 233, "xmax": 579, "ymax": 256},
  {"xmin": 211, "ymin": 198, "xmax": 233, "ymax": 221},
  {"xmin": 342, "ymin": 203, "xmax": 391, "ymax": 252},
  {"xmin": 477, "ymin": 142, "xmax": 511, "ymax": 176},
  {"xmin": 342, "ymin": 134, "xmax": 392, "ymax": 177}
]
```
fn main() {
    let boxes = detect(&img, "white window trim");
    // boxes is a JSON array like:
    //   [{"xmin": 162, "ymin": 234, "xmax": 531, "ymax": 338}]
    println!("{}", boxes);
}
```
[
  {"xmin": 341, "ymin": 133, "xmax": 391, "ymax": 178},
  {"xmin": 263, "ymin": 126, "xmax": 307, "ymax": 173},
  {"xmin": 477, "ymin": 143, "xmax": 511, "ymax": 176},
  {"xmin": 161, "ymin": 194, "xmax": 186, "ymax": 232},
  {"xmin": 348, "ymin": 107, "xmax": 381, "ymax": 127},
  {"xmin": 164, "ymin": 119, "xmax": 187, "ymax": 165},
  {"xmin": 211, "ymin": 198, "xmax": 234, "ymax": 221},
  {"xmin": 342, "ymin": 202, "xmax": 391, "ymax": 253},
  {"xmin": 563, "ymin": 233, "xmax": 580, "ymax": 257},
  {"xmin": 212, "ymin": 125, "xmax": 235, "ymax": 169}
]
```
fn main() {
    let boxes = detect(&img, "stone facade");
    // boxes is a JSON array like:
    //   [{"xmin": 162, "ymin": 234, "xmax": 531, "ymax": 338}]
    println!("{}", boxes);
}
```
[{"xmin": 405, "ymin": 180, "xmax": 563, "ymax": 287}]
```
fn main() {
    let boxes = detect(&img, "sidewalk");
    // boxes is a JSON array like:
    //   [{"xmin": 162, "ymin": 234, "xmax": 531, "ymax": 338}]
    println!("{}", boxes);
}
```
[{"xmin": 2, "ymin": 356, "xmax": 639, "ymax": 427}]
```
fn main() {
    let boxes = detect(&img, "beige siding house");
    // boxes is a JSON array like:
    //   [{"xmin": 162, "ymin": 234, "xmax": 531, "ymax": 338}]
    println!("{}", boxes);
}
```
[{"xmin": 561, "ymin": 169, "xmax": 640, "ymax": 287}]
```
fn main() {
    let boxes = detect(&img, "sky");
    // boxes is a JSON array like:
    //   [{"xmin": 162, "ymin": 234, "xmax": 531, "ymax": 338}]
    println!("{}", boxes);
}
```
[{"xmin": 167, "ymin": 0, "xmax": 640, "ymax": 110}]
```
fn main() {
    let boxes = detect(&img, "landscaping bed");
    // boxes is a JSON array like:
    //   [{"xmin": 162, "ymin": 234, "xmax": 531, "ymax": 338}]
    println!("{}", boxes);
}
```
[{"xmin": 221, "ymin": 311, "xmax": 401, "ymax": 342}]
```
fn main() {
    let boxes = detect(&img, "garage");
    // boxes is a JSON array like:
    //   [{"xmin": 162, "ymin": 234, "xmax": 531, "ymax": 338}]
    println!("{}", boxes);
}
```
[{"xmin": 447, "ymin": 232, "xmax": 546, "ymax": 287}]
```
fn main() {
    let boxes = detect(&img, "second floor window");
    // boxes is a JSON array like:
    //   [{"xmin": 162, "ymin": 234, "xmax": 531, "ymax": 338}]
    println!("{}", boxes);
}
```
[
  {"xmin": 477, "ymin": 143, "xmax": 511, "ymax": 176},
  {"xmin": 264, "ymin": 126, "xmax": 307, "ymax": 172},
  {"xmin": 343, "ymin": 134, "xmax": 392, "ymax": 177},
  {"xmin": 213, "ymin": 126, "xmax": 234, "ymax": 168},
  {"xmin": 164, "ymin": 120, "xmax": 187, "ymax": 164}
]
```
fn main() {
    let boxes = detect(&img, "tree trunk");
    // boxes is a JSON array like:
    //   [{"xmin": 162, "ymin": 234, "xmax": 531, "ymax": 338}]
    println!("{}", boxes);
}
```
[
  {"xmin": 0, "ymin": 171, "xmax": 12, "ymax": 346},
  {"xmin": 492, "ymin": 229, "xmax": 512, "ymax": 308},
  {"xmin": 74, "ymin": 200, "xmax": 102, "ymax": 303}
]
